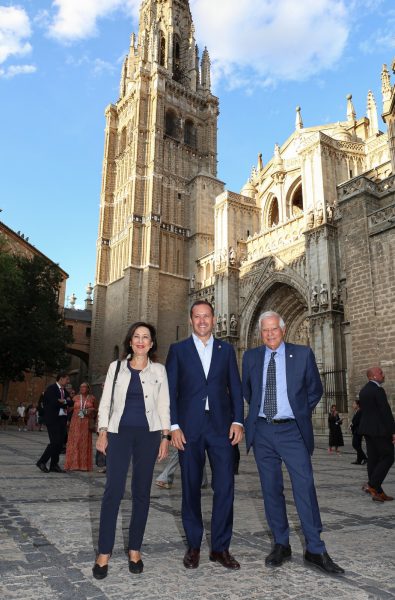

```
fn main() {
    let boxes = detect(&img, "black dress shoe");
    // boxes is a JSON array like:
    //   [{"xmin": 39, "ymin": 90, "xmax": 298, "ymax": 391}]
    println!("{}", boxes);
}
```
[
  {"xmin": 36, "ymin": 461, "xmax": 49, "ymax": 473},
  {"xmin": 49, "ymin": 465, "xmax": 66, "ymax": 473},
  {"xmin": 304, "ymin": 551, "xmax": 344, "ymax": 574},
  {"xmin": 351, "ymin": 460, "xmax": 362, "ymax": 465},
  {"xmin": 129, "ymin": 559, "xmax": 144, "ymax": 574},
  {"xmin": 265, "ymin": 543, "xmax": 292, "ymax": 567},
  {"xmin": 209, "ymin": 550, "xmax": 240, "ymax": 570},
  {"xmin": 361, "ymin": 459, "xmax": 367, "ymax": 465},
  {"xmin": 183, "ymin": 548, "xmax": 200, "ymax": 569},
  {"xmin": 92, "ymin": 562, "xmax": 108, "ymax": 580}
]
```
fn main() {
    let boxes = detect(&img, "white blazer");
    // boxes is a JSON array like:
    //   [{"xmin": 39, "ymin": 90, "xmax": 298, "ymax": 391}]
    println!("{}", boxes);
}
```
[{"xmin": 98, "ymin": 359, "xmax": 170, "ymax": 433}]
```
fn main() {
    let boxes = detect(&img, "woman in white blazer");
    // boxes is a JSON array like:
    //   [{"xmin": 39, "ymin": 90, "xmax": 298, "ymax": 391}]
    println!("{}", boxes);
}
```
[{"xmin": 93, "ymin": 322, "xmax": 171, "ymax": 579}]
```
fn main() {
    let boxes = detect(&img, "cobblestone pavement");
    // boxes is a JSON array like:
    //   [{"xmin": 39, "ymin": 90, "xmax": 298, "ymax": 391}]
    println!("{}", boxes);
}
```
[{"xmin": 0, "ymin": 429, "xmax": 394, "ymax": 600}]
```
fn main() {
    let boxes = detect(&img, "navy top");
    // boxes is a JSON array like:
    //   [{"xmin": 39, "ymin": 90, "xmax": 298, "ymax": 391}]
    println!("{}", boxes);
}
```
[{"xmin": 119, "ymin": 366, "xmax": 149, "ymax": 428}]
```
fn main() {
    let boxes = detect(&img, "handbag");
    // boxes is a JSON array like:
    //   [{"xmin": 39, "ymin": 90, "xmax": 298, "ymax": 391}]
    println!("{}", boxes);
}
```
[{"xmin": 108, "ymin": 360, "xmax": 121, "ymax": 422}]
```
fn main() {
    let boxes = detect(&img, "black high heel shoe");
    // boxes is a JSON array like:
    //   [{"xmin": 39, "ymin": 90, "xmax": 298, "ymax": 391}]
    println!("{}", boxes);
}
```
[{"xmin": 129, "ymin": 558, "xmax": 144, "ymax": 574}]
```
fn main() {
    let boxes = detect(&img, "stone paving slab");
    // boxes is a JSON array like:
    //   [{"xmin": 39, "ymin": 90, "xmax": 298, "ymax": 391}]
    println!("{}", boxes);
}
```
[{"xmin": 0, "ymin": 429, "xmax": 394, "ymax": 600}]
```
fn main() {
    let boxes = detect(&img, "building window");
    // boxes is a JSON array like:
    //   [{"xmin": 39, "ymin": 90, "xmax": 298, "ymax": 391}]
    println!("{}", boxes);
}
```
[
  {"xmin": 165, "ymin": 109, "xmax": 178, "ymax": 138},
  {"xmin": 159, "ymin": 33, "xmax": 166, "ymax": 66},
  {"xmin": 184, "ymin": 119, "xmax": 196, "ymax": 147},
  {"xmin": 268, "ymin": 197, "xmax": 279, "ymax": 227},
  {"xmin": 173, "ymin": 35, "xmax": 182, "ymax": 82},
  {"xmin": 119, "ymin": 127, "xmax": 127, "ymax": 154},
  {"xmin": 290, "ymin": 184, "xmax": 303, "ymax": 216},
  {"xmin": 67, "ymin": 325, "xmax": 73, "ymax": 335},
  {"xmin": 86, "ymin": 327, "xmax": 91, "ymax": 338}
]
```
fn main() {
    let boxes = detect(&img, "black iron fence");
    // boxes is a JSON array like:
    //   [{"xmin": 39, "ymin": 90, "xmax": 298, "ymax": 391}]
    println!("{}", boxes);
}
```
[{"xmin": 321, "ymin": 369, "xmax": 348, "ymax": 413}]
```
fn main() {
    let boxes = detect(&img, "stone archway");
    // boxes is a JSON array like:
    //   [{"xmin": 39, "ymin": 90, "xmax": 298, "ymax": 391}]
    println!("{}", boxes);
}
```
[{"xmin": 247, "ymin": 282, "xmax": 309, "ymax": 348}]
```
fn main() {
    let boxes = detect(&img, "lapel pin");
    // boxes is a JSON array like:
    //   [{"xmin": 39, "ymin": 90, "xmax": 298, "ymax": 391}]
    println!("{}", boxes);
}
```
[
  {"xmin": 289, "ymin": 354, "xmax": 293, "ymax": 358},
  {"xmin": 218, "ymin": 345, "xmax": 222, "ymax": 349}
]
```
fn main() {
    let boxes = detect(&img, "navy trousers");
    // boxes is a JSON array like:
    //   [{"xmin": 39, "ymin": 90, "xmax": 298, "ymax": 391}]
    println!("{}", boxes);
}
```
[
  {"xmin": 253, "ymin": 418, "xmax": 326, "ymax": 554},
  {"xmin": 98, "ymin": 426, "xmax": 160, "ymax": 554},
  {"xmin": 178, "ymin": 413, "xmax": 234, "ymax": 551}
]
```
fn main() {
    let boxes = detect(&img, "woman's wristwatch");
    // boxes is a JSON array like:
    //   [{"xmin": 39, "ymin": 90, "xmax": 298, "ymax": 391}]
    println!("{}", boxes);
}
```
[{"xmin": 161, "ymin": 433, "xmax": 171, "ymax": 441}]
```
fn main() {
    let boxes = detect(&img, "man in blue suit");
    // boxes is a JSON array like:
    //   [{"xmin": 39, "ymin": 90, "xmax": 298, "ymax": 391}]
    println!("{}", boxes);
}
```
[
  {"xmin": 242, "ymin": 311, "xmax": 344, "ymax": 575},
  {"xmin": 166, "ymin": 300, "xmax": 244, "ymax": 570}
]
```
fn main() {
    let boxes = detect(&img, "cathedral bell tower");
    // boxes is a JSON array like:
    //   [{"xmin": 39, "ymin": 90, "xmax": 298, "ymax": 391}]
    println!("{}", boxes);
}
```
[{"xmin": 90, "ymin": 0, "xmax": 223, "ymax": 379}]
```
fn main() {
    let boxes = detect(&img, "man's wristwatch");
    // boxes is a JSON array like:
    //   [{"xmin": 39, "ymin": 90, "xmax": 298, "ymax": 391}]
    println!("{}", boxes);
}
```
[{"xmin": 161, "ymin": 433, "xmax": 171, "ymax": 441}]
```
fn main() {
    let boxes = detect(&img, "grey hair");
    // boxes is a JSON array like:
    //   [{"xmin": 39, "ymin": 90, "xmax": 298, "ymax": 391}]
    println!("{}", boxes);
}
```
[{"xmin": 258, "ymin": 311, "xmax": 285, "ymax": 330}]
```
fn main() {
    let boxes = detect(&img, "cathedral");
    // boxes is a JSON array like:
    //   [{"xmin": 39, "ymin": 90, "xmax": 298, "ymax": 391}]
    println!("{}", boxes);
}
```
[{"xmin": 90, "ymin": 0, "xmax": 395, "ymax": 429}]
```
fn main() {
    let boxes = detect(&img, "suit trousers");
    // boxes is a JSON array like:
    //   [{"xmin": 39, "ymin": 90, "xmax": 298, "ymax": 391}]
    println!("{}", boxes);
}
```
[
  {"xmin": 38, "ymin": 420, "xmax": 65, "ymax": 468},
  {"xmin": 98, "ymin": 426, "xmax": 160, "ymax": 554},
  {"xmin": 352, "ymin": 434, "xmax": 367, "ymax": 463},
  {"xmin": 178, "ymin": 413, "xmax": 234, "ymax": 551},
  {"xmin": 253, "ymin": 418, "xmax": 326, "ymax": 554},
  {"xmin": 365, "ymin": 435, "xmax": 394, "ymax": 492}
]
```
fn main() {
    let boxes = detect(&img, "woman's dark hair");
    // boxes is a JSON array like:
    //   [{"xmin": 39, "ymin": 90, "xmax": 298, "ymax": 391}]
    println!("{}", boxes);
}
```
[{"xmin": 122, "ymin": 322, "xmax": 158, "ymax": 362}]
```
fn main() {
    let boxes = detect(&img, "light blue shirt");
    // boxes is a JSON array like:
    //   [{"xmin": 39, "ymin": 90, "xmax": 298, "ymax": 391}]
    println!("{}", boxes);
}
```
[{"xmin": 259, "ymin": 342, "xmax": 295, "ymax": 420}]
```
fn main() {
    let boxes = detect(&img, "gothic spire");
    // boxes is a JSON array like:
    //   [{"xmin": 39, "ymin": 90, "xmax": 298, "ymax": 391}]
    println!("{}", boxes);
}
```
[
  {"xmin": 366, "ymin": 90, "xmax": 379, "ymax": 136},
  {"xmin": 346, "ymin": 93, "xmax": 356, "ymax": 123},
  {"xmin": 295, "ymin": 106, "xmax": 303, "ymax": 130},
  {"xmin": 201, "ymin": 47, "xmax": 211, "ymax": 91},
  {"xmin": 382, "ymin": 64, "xmax": 392, "ymax": 112}
]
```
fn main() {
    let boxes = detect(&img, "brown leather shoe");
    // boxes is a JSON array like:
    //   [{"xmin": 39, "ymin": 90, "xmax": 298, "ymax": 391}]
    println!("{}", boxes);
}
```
[
  {"xmin": 183, "ymin": 548, "xmax": 200, "ymax": 569},
  {"xmin": 209, "ymin": 550, "xmax": 240, "ymax": 570},
  {"xmin": 365, "ymin": 484, "xmax": 384, "ymax": 502},
  {"xmin": 379, "ymin": 492, "xmax": 394, "ymax": 501}
]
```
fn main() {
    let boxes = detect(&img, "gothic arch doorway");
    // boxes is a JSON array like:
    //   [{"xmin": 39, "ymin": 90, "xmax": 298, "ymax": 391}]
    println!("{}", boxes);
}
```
[{"xmin": 247, "ymin": 282, "xmax": 308, "ymax": 348}]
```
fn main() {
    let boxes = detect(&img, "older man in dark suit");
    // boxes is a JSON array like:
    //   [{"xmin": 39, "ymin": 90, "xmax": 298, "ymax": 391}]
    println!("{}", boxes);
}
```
[
  {"xmin": 242, "ymin": 311, "xmax": 344, "ymax": 575},
  {"xmin": 36, "ymin": 372, "xmax": 70, "ymax": 473},
  {"xmin": 359, "ymin": 367, "xmax": 395, "ymax": 502},
  {"xmin": 166, "ymin": 300, "xmax": 244, "ymax": 570}
]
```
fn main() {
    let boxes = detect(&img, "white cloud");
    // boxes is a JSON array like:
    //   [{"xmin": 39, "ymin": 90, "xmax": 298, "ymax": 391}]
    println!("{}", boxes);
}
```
[
  {"xmin": 48, "ymin": 0, "xmax": 140, "ymax": 42},
  {"xmin": 359, "ymin": 9, "xmax": 395, "ymax": 54},
  {"xmin": 0, "ymin": 63, "xmax": 37, "ymax": 78},
  {"xmin": 190, "ymin": 0, "xmax": 350, "ymax": 89},
  {"xmin": 0, "ymin": 5, "xmax": 32, "ymax": 64},
  {"xmin": 46, "ymin": 0, "xmax": 353, "ymax": 88}
]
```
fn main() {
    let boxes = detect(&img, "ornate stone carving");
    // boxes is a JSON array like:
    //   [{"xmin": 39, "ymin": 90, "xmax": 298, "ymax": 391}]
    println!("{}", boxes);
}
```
[
  {"xmin": 311, "ymin": 285, "xmax": 319, "ymax": 311},
  {"xmin": 319, "ymin": 283, "xmax": 329, "ymax": 309},
  {"xmin": 230, "ymin": 314, "xmax": 238, "ymax": 334}
]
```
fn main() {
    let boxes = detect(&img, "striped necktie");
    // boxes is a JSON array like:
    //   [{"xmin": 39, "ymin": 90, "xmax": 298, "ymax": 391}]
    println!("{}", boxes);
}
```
[{"xmin": 264, "ymin": 352, "xmax": 277, "ymax": 422}]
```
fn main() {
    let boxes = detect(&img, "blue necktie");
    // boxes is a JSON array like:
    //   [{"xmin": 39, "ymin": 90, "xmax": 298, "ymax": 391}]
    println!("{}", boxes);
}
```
[{"xmin": 264, "ymin": 352, "xmax": 277, "ymax": 421}]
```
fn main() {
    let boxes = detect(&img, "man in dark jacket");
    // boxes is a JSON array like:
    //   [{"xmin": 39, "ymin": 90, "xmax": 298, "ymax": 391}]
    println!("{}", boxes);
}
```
[
  {"xmin": 350, "ymin": 400, "xmax": 367, "ymax": 465},
  {"xmin": 36, "ymin": 373, "xmax": 70, "ymax": 473},
  {"xmin": 359, "ymin": 367, "xmax": 395, "ymax": 502}
]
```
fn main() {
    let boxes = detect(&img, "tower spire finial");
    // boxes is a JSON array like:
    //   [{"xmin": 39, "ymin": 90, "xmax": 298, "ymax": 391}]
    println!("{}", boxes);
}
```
[
  {"xmin": 366, "ymin": 90, "xmax": 379, "ymax": 136},
  {"xmin": 295, "ymin": 106, "xmax": 303, "ymax": 130},
  {"xmin": 346, "ymin": 93, "xmax": 356, "ymax": 123}
]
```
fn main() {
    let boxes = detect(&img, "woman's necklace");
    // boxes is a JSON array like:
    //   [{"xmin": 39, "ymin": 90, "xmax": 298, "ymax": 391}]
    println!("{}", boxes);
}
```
[{"xmin": 78, "ymin": 395, "xmax": 88, "ymax": 418}]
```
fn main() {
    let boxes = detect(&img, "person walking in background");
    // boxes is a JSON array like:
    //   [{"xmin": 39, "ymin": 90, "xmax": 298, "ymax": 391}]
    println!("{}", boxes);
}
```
[
  {"xmin": 26, "ymin": 403, "xmax": 38, "ymax": 431},
  {"xmin": 242, "ymin": 311, "xmax": 344, "ymax": 575},
  {"xmin": 93, "ymin": 322, "xmax": 170, "ymax": 579},
  {"xmin": 36, "ymin": 373, "xmax": 70, "ymax": 473},
  {"xmin": 166, "ymin": 300, "xmax": 244, "ymax": 571},
  {"xmin": 328, "ymin": 404, "xmax": 344, "ymax": 454},
  {"xmin": 155, "ymin": 447, "xmax": 208, "ymax": 489},
  {"xmin": 64, "ymin": 382, "xmax": 96, "ymax": 472},
  {"xmin": 359, "ymin": 367, "xmax": 395, "ymax": 502},
  {"xmin": 37, "ymin": 393, "xmax": 45, "ymax": 431},
  {"xmin": 350, "ymin": 400, "xmax": 367, "ymax": 465},
  {"xmin": 17, "ymin": 402, "xmax": 26, "ymax": 431}
]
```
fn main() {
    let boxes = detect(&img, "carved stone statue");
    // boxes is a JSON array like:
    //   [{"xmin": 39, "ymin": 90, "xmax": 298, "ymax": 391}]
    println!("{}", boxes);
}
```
[
  {"xmin": 331, "ymin": 284, "xmax": 339, "ymax": 305},
  {"xmin": 229, "ymin": 246, "xmax": 236, "ymax": 266},
  {"xmin": 190, "ymin": 274, "xmax": 195, "ymax": 290},
  {"xmin": 216, "ymin": 314, "xmax": 222, "ymax": 333},
  {"xmin": 222, "ymin": 313, "xmax": 227, "ymax": 333},
  {"xmin": 311, "ymin": 285, "xmax": 319, "ymax": 308},
  {"xmin": 230, "ymin": 314, "xmax": 238, "ymax": 334},
  {"xmin": 326, "ymin": 204, "xmax": 334, "ymax": 222},
  {"xmin": 319, "ymin": 283, "xmax": 329, "ymax": 307}
]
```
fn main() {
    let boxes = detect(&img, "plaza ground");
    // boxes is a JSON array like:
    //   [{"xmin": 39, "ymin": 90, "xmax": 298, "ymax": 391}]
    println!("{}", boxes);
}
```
[{"xmin": 0, "ymin": 429, "xmax": 394, "ymax": 600}]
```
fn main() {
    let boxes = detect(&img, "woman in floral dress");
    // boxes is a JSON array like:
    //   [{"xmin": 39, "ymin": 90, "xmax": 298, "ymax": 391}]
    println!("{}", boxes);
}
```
[{"xmin": 65, "ymin": 382, "xmax": 96, "ymax": 471}]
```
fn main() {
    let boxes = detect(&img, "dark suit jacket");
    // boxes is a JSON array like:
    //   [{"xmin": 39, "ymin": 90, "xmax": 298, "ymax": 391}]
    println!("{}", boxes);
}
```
[
  {"xmin": 166, "ymin": 336, "xmax": 243, "ymax": 440},
  {"xmin": 43, "ymin": 383, "xmax": 70, "ymax": 426},
  {"xmin": 358, "ymin": 381, "xmax": 395, "ymax": 437},
  {"xmin": 242, "ymin": 343, "xmax": 323, "ymax": 454}
]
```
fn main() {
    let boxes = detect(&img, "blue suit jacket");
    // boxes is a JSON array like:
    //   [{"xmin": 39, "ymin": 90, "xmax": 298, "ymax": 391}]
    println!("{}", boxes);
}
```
[
  {"xmin": 166, "ymin": 336, "xmax": 243, "ymax": 440},
  {"xmin": 242, "ymin": 343, "xmax": 323, "ymax": 454}
]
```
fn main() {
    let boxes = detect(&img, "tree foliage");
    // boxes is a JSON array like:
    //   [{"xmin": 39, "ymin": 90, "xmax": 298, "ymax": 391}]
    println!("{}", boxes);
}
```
[{"xmin": 0, "ymin": 239, "xmax": 72, "ymax": 396}]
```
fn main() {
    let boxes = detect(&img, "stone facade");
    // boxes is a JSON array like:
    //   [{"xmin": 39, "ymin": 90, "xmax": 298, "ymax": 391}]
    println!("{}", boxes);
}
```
[{"xmin": 91, "ymin": 1, "xmax": 395, "ymax": 429}]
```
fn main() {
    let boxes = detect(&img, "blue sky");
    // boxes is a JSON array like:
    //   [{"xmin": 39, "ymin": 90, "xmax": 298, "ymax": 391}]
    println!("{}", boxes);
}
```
[{"xmin": 1, "ymin": 0, "xmax": 394, "ymax": 307}]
